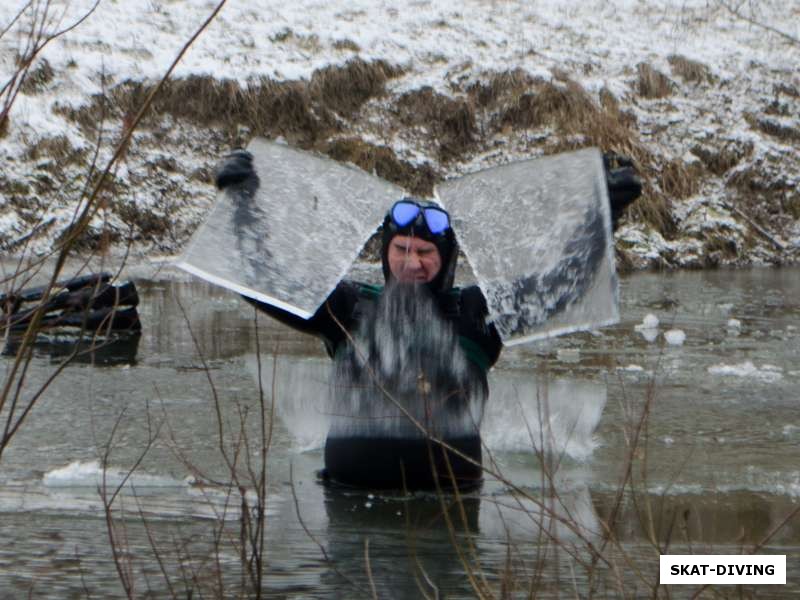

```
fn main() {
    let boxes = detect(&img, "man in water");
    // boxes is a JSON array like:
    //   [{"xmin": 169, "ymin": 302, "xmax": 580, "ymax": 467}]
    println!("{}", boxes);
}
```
[{"xmin": 215, "ymin": 150, "xmax": 639, "ymax": 490}]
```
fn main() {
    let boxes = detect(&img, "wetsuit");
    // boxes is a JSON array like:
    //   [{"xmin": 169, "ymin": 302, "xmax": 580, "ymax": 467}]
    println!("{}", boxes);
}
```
[{"xmin": 246, "ymin": 279, "xmax": 502, "ymax": 490}]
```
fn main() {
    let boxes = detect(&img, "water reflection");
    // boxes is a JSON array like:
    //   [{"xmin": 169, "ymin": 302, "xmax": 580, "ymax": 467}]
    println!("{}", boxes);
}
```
[
  {"xmin": 321, "ymin": 488, "xmax": 481, "ymax": 599},
  {"xmin": 3, "ymin": 333, "xmax": 141, "ymax": 366},
  {"xmin": 246, "ymin": 353, "xmax": 608, "ymax": 462},
  {"xmin": 593, "ymin": 489, "xmax": 800, "ymax": 546}
]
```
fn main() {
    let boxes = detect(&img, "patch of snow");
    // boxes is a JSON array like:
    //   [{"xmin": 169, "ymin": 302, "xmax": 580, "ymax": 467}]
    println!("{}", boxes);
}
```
[{"xmin": 1, "ymin": 0, "xmax": 799, "ymax": 262}]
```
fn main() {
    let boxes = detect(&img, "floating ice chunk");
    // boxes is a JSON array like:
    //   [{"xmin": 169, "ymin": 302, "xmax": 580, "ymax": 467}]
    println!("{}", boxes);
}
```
[
  {"xmin": 707, "ymin": 361, "xmax": 783, "ymax": 382},
  {"xmin": 43, "ymin": 460, "xmax": 185, "ymax": 488},
  {"xmin": 43, "ymin": 460, "xmax": 103, "ymax": 486},
  {"xmin": 638, "ymin": 328, "xmax": 659, "ymax": 343},
  {"xmin": 617, "ymin": 364, "xmax": 645, "ymax": 372},
  {"xmin": 782, "ymin": 425, "xmax": 799, "ymax": 437},
  {"xmin": 636, "ymin": 314, "xmax": 659, "ymax": 329},
  {"xmin": 664, "ymin": 329, "xmax": 686, "ymax": 346},
  {"xmin": 634, "ymin": 314, "xmax": 659, "ymax": 342}
]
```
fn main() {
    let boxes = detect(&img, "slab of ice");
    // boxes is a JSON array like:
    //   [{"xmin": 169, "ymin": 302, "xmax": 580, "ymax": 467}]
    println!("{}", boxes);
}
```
[
  {"xmin": 180, "ymin": 142, "xmax": 618, "ymax": 341},
  {"xmin": 437, "ymin": 148, "xmax": 618, "ymax": 345},
  {"xmin": 177, "ymin": 138, "xmax": 405, "ymax": 318}
]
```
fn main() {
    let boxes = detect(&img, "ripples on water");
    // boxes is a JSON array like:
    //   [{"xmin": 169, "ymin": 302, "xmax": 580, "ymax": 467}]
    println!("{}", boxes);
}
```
[{"xmin": 0, "ymin": 266, "xmax": 798, "ymax": 597}]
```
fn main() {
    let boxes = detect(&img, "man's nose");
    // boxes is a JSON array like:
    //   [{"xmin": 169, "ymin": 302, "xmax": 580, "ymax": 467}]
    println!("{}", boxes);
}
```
[{"xmin": 402, "ymin": 252, "xmax": 422, "ymax": 270}]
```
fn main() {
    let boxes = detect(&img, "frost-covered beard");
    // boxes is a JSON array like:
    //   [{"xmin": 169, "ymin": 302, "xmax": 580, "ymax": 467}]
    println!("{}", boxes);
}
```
[{"xmin": 328, "ymin": 281, "xmax": 486, "ymax": 440}]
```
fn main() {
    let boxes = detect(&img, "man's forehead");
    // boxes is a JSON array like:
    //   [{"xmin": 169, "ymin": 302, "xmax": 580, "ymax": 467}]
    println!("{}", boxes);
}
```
[{"xmin": 390, "ymin": 235, "xmax": 438, "ymax": 250}]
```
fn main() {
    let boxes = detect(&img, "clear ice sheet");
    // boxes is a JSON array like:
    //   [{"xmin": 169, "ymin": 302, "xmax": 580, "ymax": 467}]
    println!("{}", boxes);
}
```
[
  {"xmin": 437, "ymin": 148, "xmax": 619, "ymax": 344},
  {"xmin": 177, "ymin": 138, "xmax": 405, "ymax": 317}
]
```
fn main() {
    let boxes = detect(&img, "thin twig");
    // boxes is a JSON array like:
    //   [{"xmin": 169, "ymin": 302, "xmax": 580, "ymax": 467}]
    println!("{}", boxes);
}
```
[{"xmin": 718, "ymin": 0, "xmax": 800, "ymax": 45}]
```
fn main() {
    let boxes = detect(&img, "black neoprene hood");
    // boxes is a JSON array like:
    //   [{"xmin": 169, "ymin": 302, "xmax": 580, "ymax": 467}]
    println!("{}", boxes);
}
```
[{"xmin": 380, "ymin": 198, "xmax": 459, "ymax": 294}]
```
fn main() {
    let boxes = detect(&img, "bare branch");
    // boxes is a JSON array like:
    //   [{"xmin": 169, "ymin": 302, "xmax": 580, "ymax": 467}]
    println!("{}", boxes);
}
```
[{"xmin": 717, "ymin": 0, "xmax": 800, "ymax": 45}]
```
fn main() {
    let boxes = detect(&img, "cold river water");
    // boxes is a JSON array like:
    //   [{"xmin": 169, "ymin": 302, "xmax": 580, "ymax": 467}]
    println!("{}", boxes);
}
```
[{"xmin": 0, "ymin": 263, "xmax": 798, "ymax": 598}]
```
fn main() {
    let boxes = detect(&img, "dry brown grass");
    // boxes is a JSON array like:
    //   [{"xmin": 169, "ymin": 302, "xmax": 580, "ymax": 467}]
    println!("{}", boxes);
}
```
[
  {"xmin": 628, "ymin": 191, "xmax": 676, "ymax": 238},
  {"xmin": 499, "ymin": 80, "xmax": 594, "ymax": 131},
  {"xmin": 775, "ymin": 83, "xmax": 800, "ymax": 98},
  {"xmin": 322, "ymin": 137, "xmax": 439, "ymax": 196},
  {"xmin": 113, "ymin": 199, "xmax": 173, "ymax": 242},
  {"xmin": 22, "ymin": 134, "xmax": 84, "ymax": 164},
  {"xmin": 58, "ymin": 59, "xmax": 403, "ymax": 146},
  {"xmin": 19, "ymin": 58, "xmax": 55, "ymax": 94},
  {"xmin": 726, "ymin": 160, "xmax": 798, "ymax": 243},
  {"xmin": 691, "ymin": 141, "xmax": 753, "ymax": 175},
  {"xmin": 396, "ymin": 87, "xmax": 477, "ymax": 161},
  {"xmin": 489, "ymin": 77, "xmax": 643, "ymax": 159},
  {"xmin": 659, "ymin": 158, "xmax": 703, "ymax": 199},
  {"xmin": 466, "ymin": 71, "xmax": 677, "ymax": 235},
  {"xmin": 466, "ymin": 68, "xmax": 538, "ymax": 109},
  {"xmin": 310, "ymin": 58, "xmax": 402, "ymax": 116},
  {"xmin": 745, "ymin": 113, "xmax": 800, "ymax": 143},
  {"xmin": 786, "ymin": 194, "xmax": 800, "ymax": 219},
  {"xmin": 703, "ymin": 231, "xmax": 740, "ymax": 265},
  {"xmin": 332, "ymin": 38, "xmax": 361, "ymax": 52},
  {"xmin": 667, "ymin": 54, "xmax": 714, "ymax": 84},
  {"xmin": 636, "ymin": 63, "xmax": 673, "ymax": 99}
]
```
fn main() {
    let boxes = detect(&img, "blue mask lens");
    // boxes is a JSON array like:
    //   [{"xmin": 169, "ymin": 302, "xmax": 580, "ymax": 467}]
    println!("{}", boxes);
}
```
[
  {"xmin": 423, "ymin": 208, "xmax": 449, "ymax": 234},
  {"xmin": 391, "ymin": 202, "xmax": 421, "ymax": 227},
  {"xmin": 390, "ymin": 200, "xmax": 450, "ymax": 235}
]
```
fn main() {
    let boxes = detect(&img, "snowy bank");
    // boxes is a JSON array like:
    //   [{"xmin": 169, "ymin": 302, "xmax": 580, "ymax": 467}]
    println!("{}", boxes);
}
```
[{"xmin": 1, "ymin": 0, "xmax": 798, "ymax": 267}]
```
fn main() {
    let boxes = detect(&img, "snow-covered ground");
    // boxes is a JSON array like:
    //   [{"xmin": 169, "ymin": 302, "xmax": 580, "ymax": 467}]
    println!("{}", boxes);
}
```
[{"xmin": 1, "ymin": 0, "xmax": 798, "ymax": 266}]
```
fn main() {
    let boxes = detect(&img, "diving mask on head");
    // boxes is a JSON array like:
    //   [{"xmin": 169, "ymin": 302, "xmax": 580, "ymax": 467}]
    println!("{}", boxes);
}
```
[{"xmin": 390, "ymin": 200, "xmax": 451, "ymax": 236}]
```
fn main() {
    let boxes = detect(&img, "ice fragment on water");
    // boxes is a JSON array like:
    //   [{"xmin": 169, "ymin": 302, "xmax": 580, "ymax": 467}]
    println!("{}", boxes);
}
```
[
  {"xmin": 638, "ymin": 328, "xmax": 659, "ymax": 343},
  {"xmin": 640, "ymin": 313, "xmax": 659, "ymax": 329},
  {"xmin": 707, "ymin": 361, "xmax": 783, "ymax": 382},
  {"xmin": 664, "ymin": 329, "xmax": 686, "ymax": 345},
  {"xmin": 617, "ymin": 364, "xmax": 644, "ymax": 372}
]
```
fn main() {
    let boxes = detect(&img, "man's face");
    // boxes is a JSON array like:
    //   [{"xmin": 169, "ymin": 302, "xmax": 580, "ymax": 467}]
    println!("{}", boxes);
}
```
[{"xmin": 387, "ymin": 235, "xmax": 442, "ymax": 284}]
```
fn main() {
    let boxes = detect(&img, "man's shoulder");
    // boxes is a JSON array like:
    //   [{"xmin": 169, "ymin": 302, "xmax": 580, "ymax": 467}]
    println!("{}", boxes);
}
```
[
  {"xmin": 453, "ymin": 285, "xmax": 486, "ymax": 305},
  {"xmin": 336, "ymin": 280, "xmax": 384, "ymax": 301}
]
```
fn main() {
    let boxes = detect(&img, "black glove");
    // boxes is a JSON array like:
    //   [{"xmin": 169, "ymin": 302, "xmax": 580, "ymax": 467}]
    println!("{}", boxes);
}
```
[
  {"xmin": 604, "ymin": 153, "xmax": 642, "ymax": 230},
  {"xmin": 214, "ymin": 149, "xmax": 257, "ymax": 190}
]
